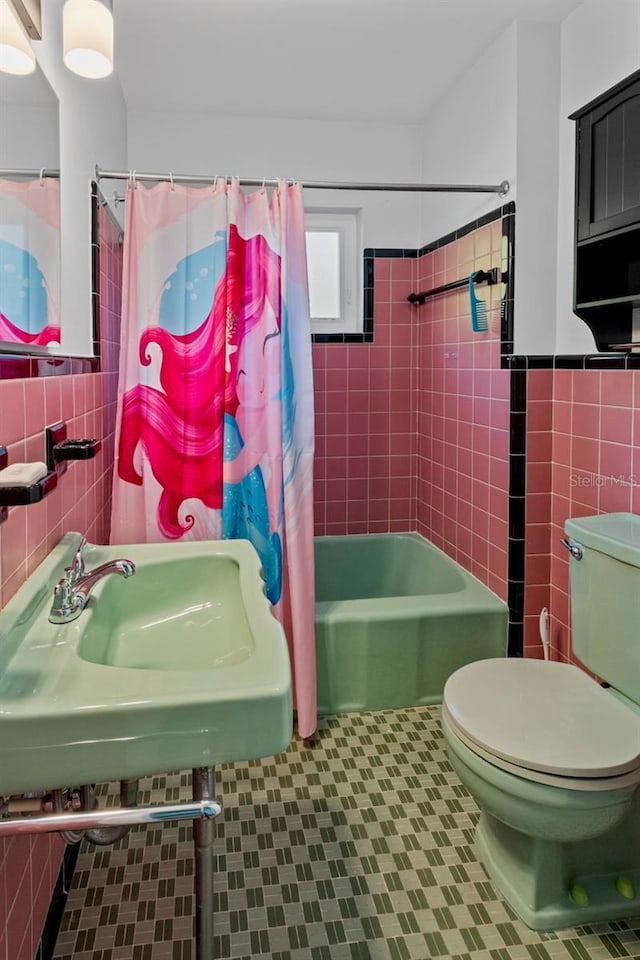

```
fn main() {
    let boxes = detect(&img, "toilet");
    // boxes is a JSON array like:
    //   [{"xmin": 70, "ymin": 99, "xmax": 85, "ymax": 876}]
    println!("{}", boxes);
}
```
[{"xmin": 441, "ymin": 512, "xmax": 640, "ymax": 931}]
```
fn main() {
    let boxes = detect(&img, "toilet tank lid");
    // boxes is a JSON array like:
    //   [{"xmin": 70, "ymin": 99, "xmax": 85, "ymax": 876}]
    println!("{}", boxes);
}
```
[{"xmin": 565, "ymin": 512, "xmax": 640, "ymax": 568}]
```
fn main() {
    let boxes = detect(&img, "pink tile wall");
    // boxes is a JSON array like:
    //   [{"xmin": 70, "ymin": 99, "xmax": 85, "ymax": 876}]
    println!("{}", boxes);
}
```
[
  {"xmin": 312, "ymin": 257, "xmax": 416, "ymax": 535},
  {"xmin": 312, "ymin": 219, "xmax": 512, "ymax": 604},
  {"xmin": 0, "ymin": 204, "xmax": 122, "ymax": 960},
  {"xmin": 547, "ymin": 368, "xmax": 640, "ymax": 665},
  {"xmin": 415, "ymin": 221, "xmax": 510, "ymax": 600}
]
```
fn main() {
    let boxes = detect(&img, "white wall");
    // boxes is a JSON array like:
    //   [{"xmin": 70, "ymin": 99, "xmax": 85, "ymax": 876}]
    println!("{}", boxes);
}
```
[
  {"xmin": 0, "ymin": 102, "xmax": 59, "ymax": 169},
  {"xmin": 127, "ymin": 112, "xmax": 423, "ymax": 248},
  {"xmin": 417, "ymin": 23, "xmax": 518, "ymax": 247},
  {"xmin": 35, "ymin": 0, "xmax": 127, "ymax": 355},
  {"xmin": 418, "ymin": 5, "xmax": 640, "ymax": 357},
  {"xmin": 555, "ymin": 0, "xmax": 640, "ymax": 354},
  {"xmin": 417, "ymin": 20, "xmax": 564, "ymax": 356},
  {"xmin": 512, "ymin": 21, "xmax": 561, "ymax": 356}
]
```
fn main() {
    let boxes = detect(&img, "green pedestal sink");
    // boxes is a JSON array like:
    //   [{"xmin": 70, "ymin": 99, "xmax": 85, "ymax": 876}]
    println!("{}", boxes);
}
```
[{"xmin": 0, "ymin": 533, "xmax": 293, "ymax": 795}]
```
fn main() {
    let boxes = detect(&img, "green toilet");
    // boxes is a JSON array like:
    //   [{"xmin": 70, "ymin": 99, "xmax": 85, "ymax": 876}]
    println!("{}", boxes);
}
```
[{"xmin": 441, "ymin": 512, "xmax": 640, "ymax": 930}]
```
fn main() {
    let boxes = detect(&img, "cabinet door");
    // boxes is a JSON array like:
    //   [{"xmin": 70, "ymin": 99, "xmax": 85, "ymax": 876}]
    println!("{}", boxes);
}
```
[{"xmin": 577, "ymin": 78, "xmax": 640, "ymax": 241}]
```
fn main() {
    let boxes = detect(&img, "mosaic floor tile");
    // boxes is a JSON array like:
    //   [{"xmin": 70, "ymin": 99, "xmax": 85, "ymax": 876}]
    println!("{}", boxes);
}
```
[{"xmin": 52, "ymin": 706, "xmax": 640, "ymax": 960}]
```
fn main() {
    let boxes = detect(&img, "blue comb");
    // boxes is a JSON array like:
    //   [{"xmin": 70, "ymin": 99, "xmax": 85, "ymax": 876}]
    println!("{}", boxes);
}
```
[{"xmin": 469, "ymin": 271, "xmax": 489, "ymax": 332}]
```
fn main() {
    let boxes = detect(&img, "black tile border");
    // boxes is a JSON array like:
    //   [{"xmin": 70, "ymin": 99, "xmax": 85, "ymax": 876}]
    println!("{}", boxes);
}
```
[
  {"xmin": 490, "ymin": 206, "xmax": 524, "ymax": 656},
  {"xmin": 509, "ymin": 413, "xmax": 527, "ymax": 454},
  {"xmin": 312, "ymin": 202, "xmax": 514, "ymax": 345},
  {"xmin": 508, "ymin": 493, "xmax": 526, "ymax": 542},
  {"xmin": 507, "ymin": 367, "xmax": 527, "ymax": 658},
  {"xmin": 509, "ymin": 352, "xmax": 640, "ymax": 370},
  {"xmin": 500, "ymin": 351, "xmax": 640, "ymax": 371},
  {"xmin": 500, "ymin": 206, "xmax": 516, "ymax": 358},
  {"xmin": 415, "ymin": 201, "xmax": 515, "ymax": 258},
  {"xmin": 524, "ymin": 354, "xmax": 557, "ymax": 369},
  {"xmin": 39, "ymin": 840, "xmax": 81, "ymax": 960}
]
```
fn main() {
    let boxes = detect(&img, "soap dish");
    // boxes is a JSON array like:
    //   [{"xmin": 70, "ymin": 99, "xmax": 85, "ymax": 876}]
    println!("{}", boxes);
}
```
[
  {"xmin": 53, "ymin": 438, "xmax": 102, "ymax": 462},
  {"xmin": 0, "ymin": 470, "xmax": 58, "ymax": 507},
  {"xmin": 0, "ymin": 446, "xmax": 58, "ymax": 507},
  {"xmin": 46, "ymin": 423, "xmax": 102, "ymax": 474}
]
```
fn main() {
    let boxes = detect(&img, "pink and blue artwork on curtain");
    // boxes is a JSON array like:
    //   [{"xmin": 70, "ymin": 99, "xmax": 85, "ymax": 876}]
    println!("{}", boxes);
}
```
[
  {"xmin": 111, "ymin": 179, "xmax": 317, "ymax": 737},
  {"xmin": 0, "ymin": 177, "xmax": 61, "ymax": 346}
]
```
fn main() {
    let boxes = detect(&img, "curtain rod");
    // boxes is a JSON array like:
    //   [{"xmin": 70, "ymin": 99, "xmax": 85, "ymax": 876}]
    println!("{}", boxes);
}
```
[
  {"xmin": 95, "ymin": 166, "xmax": 510, "ymax": 196},
  {"xmin": 0, "ymin": 168, "xmax": 60, "ymax": 178}
]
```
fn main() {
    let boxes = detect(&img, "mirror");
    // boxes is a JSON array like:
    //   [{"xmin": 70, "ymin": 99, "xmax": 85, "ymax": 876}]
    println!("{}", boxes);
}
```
[{"xmin": 0, "ymin": 63, "xmax": 60, "ymax": 353}]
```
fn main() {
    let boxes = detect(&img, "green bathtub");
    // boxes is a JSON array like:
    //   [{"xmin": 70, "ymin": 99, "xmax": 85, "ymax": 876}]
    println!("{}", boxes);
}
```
[{"xmin": 315, "ymin": 533, "xmax": 507, "ymax": 714}]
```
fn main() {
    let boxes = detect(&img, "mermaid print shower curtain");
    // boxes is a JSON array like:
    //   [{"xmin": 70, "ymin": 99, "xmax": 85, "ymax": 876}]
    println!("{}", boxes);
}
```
[{"xmin": 111, "ymin": 178, "xmax": 316, "ymax": 738}]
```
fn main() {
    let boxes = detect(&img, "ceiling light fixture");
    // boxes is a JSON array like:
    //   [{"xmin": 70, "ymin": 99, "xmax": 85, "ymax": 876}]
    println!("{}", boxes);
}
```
[
  {"xmin": 0, "ymin": 0, "xmax": 36, "ymax": 74},
  {"xmin": 63, "ymin": 0, "xmax": 113, "ymax": 79}
]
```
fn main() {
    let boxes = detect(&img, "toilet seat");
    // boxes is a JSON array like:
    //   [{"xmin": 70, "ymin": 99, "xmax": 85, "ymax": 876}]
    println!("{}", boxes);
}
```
[{"xmin": 443, "ymin": 659, "xmax": 640, "ymax": 791}]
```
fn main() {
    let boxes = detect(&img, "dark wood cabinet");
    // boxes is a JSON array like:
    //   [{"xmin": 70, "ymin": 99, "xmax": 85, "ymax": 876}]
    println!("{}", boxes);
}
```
[{"xmin": 571, "ymin": 69, "xmax": 640, "ymax": 351}]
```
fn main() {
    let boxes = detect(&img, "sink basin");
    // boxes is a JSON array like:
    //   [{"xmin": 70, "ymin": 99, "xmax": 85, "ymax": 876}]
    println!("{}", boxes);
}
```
[
  {"xmin": 0, "ymin": 534, "xmax": 292, "ymax": 795},
  {"xmin": 77, "ymin": 556, "xmax": 254, "ymax": 671}
]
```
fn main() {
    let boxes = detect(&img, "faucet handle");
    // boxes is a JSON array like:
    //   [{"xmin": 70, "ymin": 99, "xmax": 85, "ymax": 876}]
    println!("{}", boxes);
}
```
[
  {"xmin": 66, "ymin": 535, "xmax": 88, "ymax": 582},
  {"xmin": 49, "ymin": 576, "xmax": 81, "ymax": 623}
]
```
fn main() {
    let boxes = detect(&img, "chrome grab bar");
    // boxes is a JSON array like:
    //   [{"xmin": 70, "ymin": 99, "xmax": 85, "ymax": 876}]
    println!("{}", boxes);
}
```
[
  {"xmin": 0, "ymin": 799, "xmax": 222, "ymax": 837},
  {"xmin": 2, "ymin": 766, "xmax": 222, "ymax": 959},
  {"xmin": 561, "ymin": 538, "xmax": 583, "ymax": 560}
]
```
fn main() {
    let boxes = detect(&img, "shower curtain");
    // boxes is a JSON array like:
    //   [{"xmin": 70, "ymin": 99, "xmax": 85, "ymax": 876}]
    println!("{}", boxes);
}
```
[{"xmin": 110, "ymin": 178, "xmax": 316, "ymax": 739}]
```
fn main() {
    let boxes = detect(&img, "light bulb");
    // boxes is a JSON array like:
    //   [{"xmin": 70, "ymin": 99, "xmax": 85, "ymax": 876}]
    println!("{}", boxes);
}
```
[
  {"xmin": 63, "ymin": 0, "xmax": 113, "ymax": 79},
  {"xmin": 0, "ymin": 0, "xmax": 36, "ymax": 75}
]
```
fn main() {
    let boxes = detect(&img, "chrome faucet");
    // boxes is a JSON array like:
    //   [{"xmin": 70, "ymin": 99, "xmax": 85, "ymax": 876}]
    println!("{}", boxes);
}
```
[{"xmin": 48, "ymin": 536, "xmax": 136, "ymax": 624}]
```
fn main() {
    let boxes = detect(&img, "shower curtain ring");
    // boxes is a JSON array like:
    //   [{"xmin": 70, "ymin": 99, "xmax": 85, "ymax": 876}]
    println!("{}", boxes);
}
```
[
  {"xmin": 261, "ymin": 176, "xmax": 267, "ymax": 192},
  {"xmin": 212, "ymin": 175, "xmax": 218, "ymax": 193},
  {"xmin": 128, "ymin": 170, "xmax": 137, "ymax": 189},
  {"xmin": 169, "ymin": 172, "xmax": 175, "ymax": 191},
  {"xmin": 39, "ymin": 168, "xmax": 45, "ymax": 186}
]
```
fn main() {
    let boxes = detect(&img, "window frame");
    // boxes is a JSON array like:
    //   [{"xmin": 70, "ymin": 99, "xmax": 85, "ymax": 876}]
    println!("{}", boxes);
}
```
[{"xmin": 304, "ymin": 209, "xmax": 362, "ymax": 335}]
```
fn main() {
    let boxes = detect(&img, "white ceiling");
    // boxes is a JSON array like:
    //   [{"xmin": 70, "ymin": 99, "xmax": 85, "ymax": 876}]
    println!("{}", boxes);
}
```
[{"xmin": 114, "ymin": 0, "xmax": 583, "ymax": 125}]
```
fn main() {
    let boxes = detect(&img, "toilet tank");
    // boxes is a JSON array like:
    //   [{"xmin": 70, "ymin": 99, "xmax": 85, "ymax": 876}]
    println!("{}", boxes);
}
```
[{"xmin": 564, "ymin": 512, "xmax": 640, "ymax": 705}]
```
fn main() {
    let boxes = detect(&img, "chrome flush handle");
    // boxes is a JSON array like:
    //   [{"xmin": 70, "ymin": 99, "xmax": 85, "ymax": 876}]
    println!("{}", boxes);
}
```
[{"xmin": 561, "ymin": 538, "xmax": 583, "ymax": 560}]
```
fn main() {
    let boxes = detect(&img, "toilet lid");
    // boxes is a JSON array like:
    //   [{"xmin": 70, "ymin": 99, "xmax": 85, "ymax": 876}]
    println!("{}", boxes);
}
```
[{"xmin": 443, "ymin": 659, "xmax": 640, "ymax": 779}]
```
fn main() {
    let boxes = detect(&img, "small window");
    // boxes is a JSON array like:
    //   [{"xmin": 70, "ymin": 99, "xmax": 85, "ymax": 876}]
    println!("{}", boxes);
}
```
[{"xmin": 305, "ymin": 210, "xmax": 361, "ymax": 334}]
